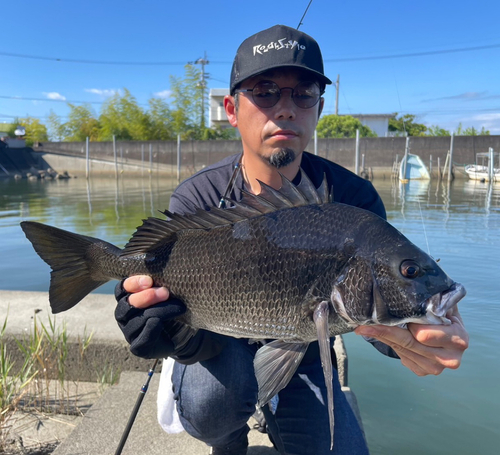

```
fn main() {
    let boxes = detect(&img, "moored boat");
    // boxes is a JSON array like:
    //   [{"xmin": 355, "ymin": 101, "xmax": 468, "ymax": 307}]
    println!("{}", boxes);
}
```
[
  {"xmin": 465, "ymin": 149, "xmax": 499, "ymax": 182},
  {"xmin": 399, "ymin": 153, "xmax": 431, "ymax": 181}
]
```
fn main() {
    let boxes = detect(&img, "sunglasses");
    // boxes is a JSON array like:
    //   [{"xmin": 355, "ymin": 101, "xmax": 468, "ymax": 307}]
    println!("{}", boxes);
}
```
[{"xmin": 235, "ymin": 80, "xmax": 323, "ymax": 109}]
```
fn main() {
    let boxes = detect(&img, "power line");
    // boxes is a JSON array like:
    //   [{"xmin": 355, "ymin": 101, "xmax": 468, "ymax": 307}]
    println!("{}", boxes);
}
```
[
  {"xmin": 325, "ymin": 43, "xmax": 500, "ymax": 62},
  {"xmin": 0, "ymin": 51, "xmax": 228, "ymax": 66},
  {"xmin": 0, "ymin": 95, "xmax": 150, "ymax": 107},
  {"xmin": 1, "ymin": 42, "xmax": 499, "ymax": 66}
]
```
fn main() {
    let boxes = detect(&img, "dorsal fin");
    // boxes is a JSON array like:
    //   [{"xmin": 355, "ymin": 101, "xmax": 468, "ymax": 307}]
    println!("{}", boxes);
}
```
[{"xmin": 121, "ymin": 172, "xmax": 332, "ymax": 257}]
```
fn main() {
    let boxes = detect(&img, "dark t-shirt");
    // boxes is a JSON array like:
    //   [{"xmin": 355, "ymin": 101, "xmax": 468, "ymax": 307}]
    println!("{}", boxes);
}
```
[
  {"xmin": 169, "ymin": 151, "xmax": 397, "ymax": 361},
  {"xmin": 170, "ymin": 152, "xmax": 386, "ymax": 219}
]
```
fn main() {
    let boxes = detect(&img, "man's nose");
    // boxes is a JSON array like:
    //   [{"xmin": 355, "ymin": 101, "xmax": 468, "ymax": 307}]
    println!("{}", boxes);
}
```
[{"xmin": 274, "ymin": 88, "xmax": 296, "ymax": 119}]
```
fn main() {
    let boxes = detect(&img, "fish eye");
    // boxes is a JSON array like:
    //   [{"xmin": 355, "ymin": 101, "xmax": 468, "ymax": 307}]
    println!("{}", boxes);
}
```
[{"xmin": 400, "ymin": 260, "xmax": 421, "ymax": 279}]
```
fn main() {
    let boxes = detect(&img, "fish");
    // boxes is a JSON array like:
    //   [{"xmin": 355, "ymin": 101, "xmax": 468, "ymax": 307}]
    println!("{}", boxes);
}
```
[{"xmin": 20, "ymin": 172, "xmax": 466, "ymax": 449}]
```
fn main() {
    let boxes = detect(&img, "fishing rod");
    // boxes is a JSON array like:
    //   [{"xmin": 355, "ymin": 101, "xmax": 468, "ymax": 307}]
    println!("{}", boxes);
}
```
[
  {"xmin": 114, "ymin": 359, "xmax": 160, "ymax": 455},
  {"xmin": 297, "ymin": 0, "xmax": 313, "ymax": 29}
]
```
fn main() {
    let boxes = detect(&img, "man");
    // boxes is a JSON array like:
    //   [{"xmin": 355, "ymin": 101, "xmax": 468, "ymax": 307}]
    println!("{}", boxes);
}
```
[{"xmin": 115, "ymin": 25, "xmax": 468, "ymax": 454}]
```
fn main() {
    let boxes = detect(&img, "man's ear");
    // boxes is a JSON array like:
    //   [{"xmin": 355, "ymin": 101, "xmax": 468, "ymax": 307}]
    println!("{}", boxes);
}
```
[{"xmin": 224, "ymin": 95, "xmax": 238, "ymax": 128}]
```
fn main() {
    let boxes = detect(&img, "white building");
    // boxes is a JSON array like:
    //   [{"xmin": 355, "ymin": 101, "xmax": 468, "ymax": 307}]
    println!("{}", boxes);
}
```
[
  {"xmin": 209, "ymin": 88, "xmax": 231, "ymax": 130},
  {"xmin": 349, "ymin": 114, "xmax": 394, "ymax": 137}
]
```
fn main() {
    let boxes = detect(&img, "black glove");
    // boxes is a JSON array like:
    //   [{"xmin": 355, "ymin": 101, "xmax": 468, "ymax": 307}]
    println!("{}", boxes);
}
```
[
  {"xmin": 114, "ymin": 280, "xmax": 187, "ymax": 359},
  {"xmin": 114, "ymin": 281, "xmax": 227, "ymax": 363}
]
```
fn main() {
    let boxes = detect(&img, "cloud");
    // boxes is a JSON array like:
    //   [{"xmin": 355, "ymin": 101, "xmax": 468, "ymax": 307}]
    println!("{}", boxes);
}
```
[
  {"xmin": 43, "ymin": 92, "xmax": 66, "ymax": 101},
  {"xmin": 422, "ymin": 91, "xmax": 500, "ymax": 103},
  {"xmin": 154, "ymin": 90, "xmax": 171, "ymax": 99},
  {"xmin": 85, "ymin": 88, "xmax": 120, "ymax": 97}
]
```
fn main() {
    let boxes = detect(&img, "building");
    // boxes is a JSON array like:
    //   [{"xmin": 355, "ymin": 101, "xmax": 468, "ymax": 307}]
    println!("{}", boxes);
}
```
[
  {"xmin": 209, "ymin": 88, "xmax": 231, "ymax": 130},
  {"xmin": 349, "ymin": 114, "xmax": 394, "ymax": 137}
]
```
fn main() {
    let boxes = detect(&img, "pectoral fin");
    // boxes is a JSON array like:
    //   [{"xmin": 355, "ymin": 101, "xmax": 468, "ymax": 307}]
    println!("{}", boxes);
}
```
[
  {"xmin": 254, "ymin": 340, "xmax": 309, "ymax": 408},
  {"xmin": 314, "ymin": 300, "xmax": 335, "ymax": 450}
]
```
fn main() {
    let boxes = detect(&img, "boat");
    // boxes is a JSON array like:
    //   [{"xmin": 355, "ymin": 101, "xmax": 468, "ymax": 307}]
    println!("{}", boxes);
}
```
[
  {"xmin": 465, "ymin": 149, "xmax": 499, "ymax": 182},
  {"xmin": 399, "ymin": 153, "xmax": 430, "ymax": 181}
]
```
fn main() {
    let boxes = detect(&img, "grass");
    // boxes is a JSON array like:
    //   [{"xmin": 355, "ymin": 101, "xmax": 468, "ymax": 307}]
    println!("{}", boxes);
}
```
[{"xmin": 0, "ymin": 311, "xmax": 120, "ymax": 452}]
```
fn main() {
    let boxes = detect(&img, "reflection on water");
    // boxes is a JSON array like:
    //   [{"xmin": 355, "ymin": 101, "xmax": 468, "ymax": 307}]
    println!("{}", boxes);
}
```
[{"xmin": 1, "ymin": 175, "xmax": 499, "ymax": 455}]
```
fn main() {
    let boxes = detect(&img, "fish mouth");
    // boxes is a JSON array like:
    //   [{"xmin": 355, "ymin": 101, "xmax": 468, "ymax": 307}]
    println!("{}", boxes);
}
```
[{"xmin": 423, "ymin": 282, "xmax": 467, "ymax": 325}]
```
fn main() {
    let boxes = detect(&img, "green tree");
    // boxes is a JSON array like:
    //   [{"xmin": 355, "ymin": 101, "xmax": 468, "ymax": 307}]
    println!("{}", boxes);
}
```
[
  {"xmin": 455, "ymin": 123, "xmax": 490, "ymax": 136},
  {"xmin": 47, "ymin": 110, "xmax": 66, "ymax": 141},
  {"xmin": 201, "ymin": 126, "xmax": 238, "ymax": 140},
  {"xmin": 426, "ymin": 125, "xmax": 450, "ymax": 136},
  {"xmin": 63, "ymin": 104, "xmax": 100, "ymax": 141},
  {"xmin": 147, "ymin": 97, "xmax": 175, "ymax": 140},
  {"xmin": 98, "ymin": 89, "xmax": 151, "ymax": 141},
  {"xmin": 16, "ymin": 117, "xmax": 49, "ymax": 146},
  {"xmin": 316, "ymin": 115, "xmax": 376, "ymax": 138},
  {"xmin": 169, "ymin": 64, "xmax": 205, "ymax": 138},
  {"xmin": 389, "ymin": 113, "xmax": 427, "ymax": 136}
]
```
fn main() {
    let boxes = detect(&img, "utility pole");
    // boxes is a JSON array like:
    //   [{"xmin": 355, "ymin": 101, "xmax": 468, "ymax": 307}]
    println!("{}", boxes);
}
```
[
  {"xmin": 193, "ymin": 52, "xmax": 209, "ymax": 130},
  {"xmin": 335, "ymin": 74, "xmax": 340, "ymax": 115}
]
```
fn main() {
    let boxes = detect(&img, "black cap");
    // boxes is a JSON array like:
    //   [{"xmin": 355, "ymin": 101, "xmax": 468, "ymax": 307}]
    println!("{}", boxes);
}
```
[{"xmin": 230, "ymin": 24, "xmax": 332, "ymax": 95}]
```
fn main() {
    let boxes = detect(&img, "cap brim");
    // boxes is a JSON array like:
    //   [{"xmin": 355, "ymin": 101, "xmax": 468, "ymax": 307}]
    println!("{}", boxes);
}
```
[{"xmin": 231, "ymin": 64, "xmax": 333, "ymax": 94}]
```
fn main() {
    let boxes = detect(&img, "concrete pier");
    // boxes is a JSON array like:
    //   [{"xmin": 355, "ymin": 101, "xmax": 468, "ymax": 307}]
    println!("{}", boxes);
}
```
[{"xmin": 1, "ymin": 290, "xmax": 361, "ymax": 454}]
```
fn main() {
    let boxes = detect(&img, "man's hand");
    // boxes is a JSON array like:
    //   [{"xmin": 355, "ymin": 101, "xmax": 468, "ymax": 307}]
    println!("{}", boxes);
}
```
[
  {"xmin": 355, "ymin": 306, "xmax": 469, "ymax": 376},
  {"xmin": 115, "ymin": 275, "xmax": 186, "ymax": 358},
  {"xmin": 123, "ymin": 275, "xmax": 170, "ymax": 308}
]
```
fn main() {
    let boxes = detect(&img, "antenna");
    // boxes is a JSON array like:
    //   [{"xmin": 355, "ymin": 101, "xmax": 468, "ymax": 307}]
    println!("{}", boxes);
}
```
[{"xmin": 297, "ymin": 0, "xmax": 313, "ymax": 29}]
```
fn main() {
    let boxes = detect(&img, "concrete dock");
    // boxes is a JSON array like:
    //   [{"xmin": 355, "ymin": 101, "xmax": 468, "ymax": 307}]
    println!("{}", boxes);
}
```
[{"xmin": 0, "ymin": 290, "xmax": 361, "ymax": 454}]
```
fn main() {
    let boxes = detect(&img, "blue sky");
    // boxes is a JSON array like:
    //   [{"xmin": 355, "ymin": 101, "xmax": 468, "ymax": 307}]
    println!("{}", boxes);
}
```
[{"xmin": 1, "ymin": 0, "xmax": 499, "ymax": 134}]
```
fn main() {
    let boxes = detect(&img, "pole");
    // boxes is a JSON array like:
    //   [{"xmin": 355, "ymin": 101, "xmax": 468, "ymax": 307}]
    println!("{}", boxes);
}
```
[
  {"xmin": 149, "ymin": 144, "xmax": 153, "ymax": 173},
  {"xmin": 489, "ymin": 147, "xmax": 494, "ymax": 181},
  {"xmin": 141, "ymin": 144, "xmax": 144, "ymax": 176},
  {"xmin": 177, "ymin": 134, "xmax": 181, "ymax": 182},
  {"xmin": 448, "ymin": 133, "xmax": 454, "ymax": 182},
  {"xmin": 354, "ymin": 129, "xmax": 360, "ymax": 175},
  {"xmin": 402, "ymin": 136, "xmax": 409, "ymax": 180},
  {"xmin": 113, "ymin": 135, "xmax": 118, "ymax": 179},
  {"xmin": 193, "ymin": 53, "xmax": 209, "ymax": 130},
  {"xmin": 114, "ymin": 359, "xmax": 159, "ymax": 455},
  {"xmin": 335, "ymin": 74, "xmax": 340, "ymax": 115},
  {"xmin": 85, "ymin": 137, "xmax": 89, "ymax": 179}
]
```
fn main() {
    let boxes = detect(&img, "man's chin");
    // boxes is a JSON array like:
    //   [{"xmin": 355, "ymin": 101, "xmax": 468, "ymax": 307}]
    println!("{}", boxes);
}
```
[{"xmin": 266, "ymin": 148, "xmax": 297, "ymax": 169}]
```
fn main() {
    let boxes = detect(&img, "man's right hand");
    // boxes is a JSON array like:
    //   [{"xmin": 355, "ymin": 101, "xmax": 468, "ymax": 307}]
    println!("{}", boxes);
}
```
[
  {"xmin": 114, "ymin": 275, "xmax": 187, "ymax": 359},
  {"xmin": 124, "ymin": 275, "xmax": 170, "ymax": 309}
]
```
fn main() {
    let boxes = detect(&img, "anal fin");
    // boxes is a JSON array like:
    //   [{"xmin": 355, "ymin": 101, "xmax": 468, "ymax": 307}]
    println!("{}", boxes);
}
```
[
  {"xmin": 254, "ymin": 340, "xmax": 309, "ymax": 408},
  {"xmin": 314, "ymin": 301, "xmax": 335, "ymax": 450}
]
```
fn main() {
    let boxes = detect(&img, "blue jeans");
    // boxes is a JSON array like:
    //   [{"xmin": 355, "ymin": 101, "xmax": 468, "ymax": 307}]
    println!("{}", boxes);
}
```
[{"xmin": 172, "ymin": 337, "xmax": 369, "ymax": 455}]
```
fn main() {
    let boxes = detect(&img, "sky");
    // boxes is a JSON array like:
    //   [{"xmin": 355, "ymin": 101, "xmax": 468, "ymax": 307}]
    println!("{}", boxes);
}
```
[{"xmin": 1, "ymin": 0, "xmax": 500, "ymax": 135}]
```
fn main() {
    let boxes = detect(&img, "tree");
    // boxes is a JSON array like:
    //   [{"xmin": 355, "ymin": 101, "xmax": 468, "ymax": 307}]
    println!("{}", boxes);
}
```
[
  {"xmin": 426, "ymin": 125, "xmax": 450, "ymax": 136},
  {"xmin": 16, "ymin": 117, "xmax": 48, "ymax": 146},
  {"xmin": 47, "ymin": 110, "xmax": 66, "ymax": 141},
  {"xmin": 316, "ymin": 115, "xmax": 376, "ymax": 138},
  {"xmin": 169, "ymin": 64, "xmax": 205, "ymax": 138},
  {"xmin": 389, "ymin": 113, "xmax": 427, "ymax": 136},
  {"xmin": 63, "ymin": 104, "xmax": 100, "ymax": 141},
  {"xmin": 98, "ymin": 89, "xmax": 152, "ymax": 141},
  {"xmin": 147, "ymin": 97, "xmax": 175, "ymax": 140},
  {"xmin": 455, "ymin": 123, "xmax": 490, "ymax": 136}
]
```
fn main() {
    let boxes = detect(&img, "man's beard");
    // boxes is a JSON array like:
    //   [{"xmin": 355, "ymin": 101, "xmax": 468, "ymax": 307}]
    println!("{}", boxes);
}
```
[{"xmin": 267, "ymin": 148, "xmax": 296, "ymax": 169}]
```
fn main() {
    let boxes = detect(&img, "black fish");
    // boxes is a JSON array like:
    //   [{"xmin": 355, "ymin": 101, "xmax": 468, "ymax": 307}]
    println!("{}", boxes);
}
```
[{"xmin": 21, "ymin": 172, "xmax": 466, "ymax": 448}]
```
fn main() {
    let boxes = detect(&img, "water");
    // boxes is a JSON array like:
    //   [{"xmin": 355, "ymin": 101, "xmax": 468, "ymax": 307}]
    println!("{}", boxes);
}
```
[{"xmin": 1, "ymin": 175, "xmax": 499, "ymax": 454}]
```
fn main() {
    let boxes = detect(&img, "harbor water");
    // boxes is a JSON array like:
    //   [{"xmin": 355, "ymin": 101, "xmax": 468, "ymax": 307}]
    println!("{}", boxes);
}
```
[{"xmin": 1, "ymin": 175, "xmax": 499, "ymax": 455}]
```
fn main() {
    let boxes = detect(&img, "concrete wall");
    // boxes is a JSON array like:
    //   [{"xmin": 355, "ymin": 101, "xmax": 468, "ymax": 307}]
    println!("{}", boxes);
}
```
[{"xmin": 32, "ymin": 135, "xmax": 500, "ymax": 178}]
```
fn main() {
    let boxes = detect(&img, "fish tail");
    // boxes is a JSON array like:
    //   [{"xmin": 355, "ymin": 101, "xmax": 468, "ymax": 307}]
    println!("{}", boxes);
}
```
[{"xmin": 21, "ymin": 221, "xmax": 122, "ymax": 313}]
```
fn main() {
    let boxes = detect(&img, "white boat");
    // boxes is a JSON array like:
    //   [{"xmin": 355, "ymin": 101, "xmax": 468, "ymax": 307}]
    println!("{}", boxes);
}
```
[
  {"xmin": 399, "ymin": 153, "xmax": 430, "ymax": 181},
  {"xmin": 465, "ymin": 149, "xmax": 499, "ymax": 181}
]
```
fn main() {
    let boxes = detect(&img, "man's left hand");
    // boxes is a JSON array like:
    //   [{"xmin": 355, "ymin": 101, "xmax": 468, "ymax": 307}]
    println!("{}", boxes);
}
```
[{"xmin": 354, "ymin": 306, "xmax": 469, "ymax": 376}]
